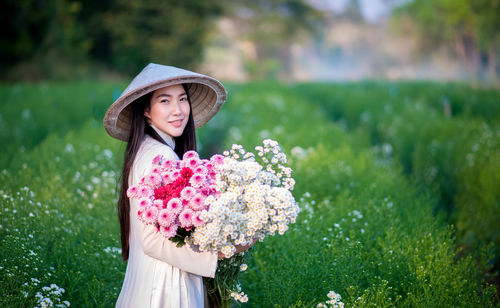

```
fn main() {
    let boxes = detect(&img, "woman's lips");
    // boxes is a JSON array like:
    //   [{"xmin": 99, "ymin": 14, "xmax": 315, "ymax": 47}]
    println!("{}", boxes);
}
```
[{"xmin": 169, "ymin": 119, "xmax": 184, "ymax": 127}]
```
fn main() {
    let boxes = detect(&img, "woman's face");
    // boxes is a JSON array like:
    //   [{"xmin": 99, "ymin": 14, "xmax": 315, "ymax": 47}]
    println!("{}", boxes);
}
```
[{"xmin": 144, "ymin": 84, "xmax": 191, "ymax": 137}]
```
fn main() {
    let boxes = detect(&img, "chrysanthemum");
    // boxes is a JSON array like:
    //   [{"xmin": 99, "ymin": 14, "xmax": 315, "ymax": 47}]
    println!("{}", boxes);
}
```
[
  {"xmin": 160, "ymin": 224, "xmax": 178, "ymax": 238},
  {"xmin": 192, "ymin": 212, "xmax": 205, "ymax": 227},
  {"xmin": 145, "ymin": 173, "xmax": 162, "ymax": 187},
  {"xmin": 189, "ymin": 193, "xmax": 206, "ymax": 211},
  {"xmin": 180, "ymin": 187, "xmax": 195, "ymax": 200},
  {"xmin": 183, "ymin": 150, "xmax": 199, "ymax": 160},
  {"xmin": 179, "ymin": 208, "xmax": 195, "ymax": 227},
  {"xmin": 161, "ymin": 159, "xmax": 176, "ymax": 171},
  {"xmin": 181, "ymin": 157, "xmax": 200, "ymax": 169},
  {"xmin": 166, "ymin": 198, "xmax": 183, "ymax": 214},
  {"xmin": 152, "ymin": 155, "xmax": 163, "ymax": 165},
  {"xmin": 138, "ymin": 187, "xmax": 153, "ymax": 198},
  {"xmin": 158, "ymin": 209, "xmax": 175, "ymax": 227},
  {"xmin": 143, "ymin": 206, "xmax": 158, "ymax": 224},
  {"xmin": 189, "ymin": 173, "xmax": 206, "ymax": 188},
  {"xmin": 138, "ymin": 198, "xmax": 152, "ymax": 208},
  {"xmin": 193, "ymin": 165, "xmax": 208, "ymax": 175},
  {"xmin": 127, "ymin": 186, "xmax": 138, "ymax": 198},
  {"xmin": 210, "ymin": 154, "xmax": 224, "ymax": 165}
]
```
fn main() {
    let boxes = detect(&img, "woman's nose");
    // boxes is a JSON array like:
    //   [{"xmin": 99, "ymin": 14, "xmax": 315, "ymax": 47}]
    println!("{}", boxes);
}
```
[{"xmin": 172, "ymin": 100, "xmax": 182, "ymax": 114}]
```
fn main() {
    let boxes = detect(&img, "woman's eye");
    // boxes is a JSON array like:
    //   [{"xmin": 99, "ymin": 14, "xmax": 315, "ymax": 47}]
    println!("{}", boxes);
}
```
[
  {"xmin": 180, "ymin": 97, "xmax": 187, "ymax": 102},
  {"xmin": 160, "ymin": 99, "xmax": 169, "ymax": 103}
]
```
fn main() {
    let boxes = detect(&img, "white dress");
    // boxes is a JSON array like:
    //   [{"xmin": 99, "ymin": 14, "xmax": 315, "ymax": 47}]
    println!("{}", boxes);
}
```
[{"xmin": 116, "ymin": 131, "xmax": 218, "ymax": 308}]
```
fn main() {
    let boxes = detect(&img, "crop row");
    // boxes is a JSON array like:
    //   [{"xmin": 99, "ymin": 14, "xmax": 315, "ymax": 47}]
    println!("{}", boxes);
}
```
[
  {"xmin": 292, "ymin": 82, "xmax": 500, "ymax": 267},
  {"xmin": 0, "ymin": 82, "xmax": 497, "ymax": 306}
]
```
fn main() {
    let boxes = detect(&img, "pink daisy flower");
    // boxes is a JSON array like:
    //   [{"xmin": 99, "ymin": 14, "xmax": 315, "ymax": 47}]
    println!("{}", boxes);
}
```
[
  {"xmin": 208, "ymin": 170, "xmax": 217, "ymax": 180},
  {"xmin": 181, "ymin": 157, "xmax": 200, "ymax": 169},
  {"xmin": 160, "ymin": 224, "xmax": 178, "ymax": 239},
  {"xmin": 152, "ymin": 155, "xmax": 163, "ymax": 165},
  {"xmin": 127, "ymin": 186, "xmax": 138, "ymax": 198},
  {"xmin": 180, "ymin": 187, "xmax": 195, "ymax": 200},
  {"xmin": 143, "ymin": 206, "xmax": 158, "ymax": 224},
  {"xmin": 192, "ymin": 212, "xmax": 205, "ymax": 227},
  {"xmin": 158, "ymin": 209, "xmax": 176, "ymax": 227},
  {"xmin": 161, "ymin": 159, "xmax": 176, "ymax": 171},
  {"xmin": 169, "ymin": 171, "xmax": 181, "ymax": 181},
  {"xmin": 153, "ymin": 200, "xmax": 164, "ymax": 209},
  {"xmin": 210, "ymin": 154, "xmax": 224, "ymax": 165},
  {"xmin": 183, "ymin": 151, "xmax": 199, "ymax": 160},
  {"xmin": 189, "ymin": 173, "xmax": 206, "ymax": 188},
  {"xmin": 179, "ymin": 209, "xmax": 195, "ymax": 228},
  {"xmin": 145, "ymin": 173, "xmax": 162, "ymax": 187},
  {"xmin": 189, "ymin": 193, "xmax": 206, "ymax": 211},
  {"xmin": 193, "ymin": 165, "xmax": 208, "ymax": 175},
  {"xmin": 139, "ymin": 187, "xmax": 153, "ymax": 198},
  {"xmin": 166, "ymin": 198, "xmax": 183, "ymax": 214},
  {"xmin": 151, "ymin": 167, "xmax": 161, "ymax": 174},
  {"xmin": 137, "ymin": 204, "xmax": 148, "ymax": 218},
  {"xmin": 138, "ymin": 198, "xmax": 152, "ymax": 208}
]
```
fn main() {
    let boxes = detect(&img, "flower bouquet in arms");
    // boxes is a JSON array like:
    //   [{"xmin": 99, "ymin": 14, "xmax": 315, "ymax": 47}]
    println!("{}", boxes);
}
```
[{"xmin": 127, "ymin": 139, "xmax": 300, "ymax": 306}]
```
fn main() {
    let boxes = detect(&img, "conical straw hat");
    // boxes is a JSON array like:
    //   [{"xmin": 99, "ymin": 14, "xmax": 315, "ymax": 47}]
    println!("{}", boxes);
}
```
[{"xmin": 103, "ymin": 63, "xmax": 227, "ymax": 141}]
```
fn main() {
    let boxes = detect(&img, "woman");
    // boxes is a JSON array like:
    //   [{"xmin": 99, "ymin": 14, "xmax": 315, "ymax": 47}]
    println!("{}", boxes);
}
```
[{"xmin": 103, "ymin": 63, "xmax": 252, "ymax": 307}]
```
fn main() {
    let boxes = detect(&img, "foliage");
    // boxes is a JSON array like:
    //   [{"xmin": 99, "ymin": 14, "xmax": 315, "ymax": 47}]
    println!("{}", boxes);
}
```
[
  {"xmin": 392, "ymin": 0, "xmax": 500, "ymax": 81},
  {"xmin": 293, "ymin": 81, "xmax": 500, "ymax": 268},
  {"xmin": 0, "ymin": 81, "xmax": 498, "ymax": 307}
]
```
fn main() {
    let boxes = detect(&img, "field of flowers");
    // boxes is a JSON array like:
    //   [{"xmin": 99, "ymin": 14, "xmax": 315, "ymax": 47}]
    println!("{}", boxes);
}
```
[{"xmin": 0, "ymin": 81, "xmax": 498, "ymax": 307}]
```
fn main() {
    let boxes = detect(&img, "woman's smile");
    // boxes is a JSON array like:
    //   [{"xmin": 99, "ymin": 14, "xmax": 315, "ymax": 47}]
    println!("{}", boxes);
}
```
[{"xmin": 145, "ymin": 84, "xmax": 191, "ymax": 137}]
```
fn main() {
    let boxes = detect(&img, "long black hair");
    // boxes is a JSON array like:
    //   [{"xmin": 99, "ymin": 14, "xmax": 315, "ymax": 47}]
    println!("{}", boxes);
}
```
[{"xmin": 117, "ymin": 84, "xmax": 196, "ymax": 260}]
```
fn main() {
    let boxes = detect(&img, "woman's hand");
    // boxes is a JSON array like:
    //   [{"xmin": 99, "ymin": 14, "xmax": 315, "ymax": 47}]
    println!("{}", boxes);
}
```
[{"xmin": 217, "ymin": 239, "xmax": 258, "ymax": 259}]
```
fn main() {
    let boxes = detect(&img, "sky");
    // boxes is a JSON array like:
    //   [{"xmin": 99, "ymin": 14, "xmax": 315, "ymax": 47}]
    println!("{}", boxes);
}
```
[{"xmin": 307, "ymin": 0, "xmax": 410, "ymax": 23}]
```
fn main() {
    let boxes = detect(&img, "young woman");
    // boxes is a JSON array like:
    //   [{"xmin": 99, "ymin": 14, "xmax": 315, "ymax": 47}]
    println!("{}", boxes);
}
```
[{"xmin": 103, "ymin": 63, "xmax": 253, "ymax": 307}]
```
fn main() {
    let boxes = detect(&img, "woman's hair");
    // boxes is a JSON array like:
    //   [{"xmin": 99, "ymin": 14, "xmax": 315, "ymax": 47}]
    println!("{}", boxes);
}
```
[{"xmin": 117, "ymin": 83, "xmax": 196, "ymax": 260}]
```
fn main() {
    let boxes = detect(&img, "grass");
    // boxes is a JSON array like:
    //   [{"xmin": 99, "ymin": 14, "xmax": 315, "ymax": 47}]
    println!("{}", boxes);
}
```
[{"xmin": 0, "ymin": 80, "xmax": 498, "ymax": 307}]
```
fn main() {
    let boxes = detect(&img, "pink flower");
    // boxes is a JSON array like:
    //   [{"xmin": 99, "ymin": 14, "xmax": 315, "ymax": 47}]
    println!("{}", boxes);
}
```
[
  {"xmin": 152, "ymin": 155, "xmax": 163, "ymax": 165},
  {"xmin": 210, "ymin": 154, "xmax": 224, "ymax": 165},
  {"xmin": 192, "ymin": 212, "xmax": 205, "ymax": 227},
  {"xmin": 160, "ymin": 224, "xmax": 178, "ymax": 238},
  {"xmin": 145, "ymin": 173, "xmax": 162, "ymax": 187},
  {"xmin": 139, "ymin": 187, "xmax": 153, "ymax": 198},
  {"xmin": 189, "ymin": 173, "xmax": 206, "ymax": 188},
  {"xmin": 161, "ymin": 159, "xmax": 176, "ymax": 171},
  {"xmin": 193, "ymin": 165, "xmax": 208, "ymax": 175},
  {"xmin": 208, "ymin": 171, "xmax": 217, "ymax": 180},
  {"xmin": 179, "ymin": 209, "xmax": 195, "ymax": 228},
  {"xmin": 166, "ymin": 198, "xmax": 183, "ymax": 214},
  {"xmin": 169, "ymin": 171, "xmax": 181, "ymax": 181},
  {"xmin": 139, "ymin": 198, "xmax": 152, "ymax": 208},
  {"xmin": 181, "ymin": 157, "xmax": 200, "ymax": 169},
  {"xmin": 158, "ymin": 209, "xmax": 176, "ymax": 227},
  {"xmin": 180, "ymin": 187, "xmax": 195, "ymax": 200},
  {"xmin": 189, "ymin": 193, "xmax": 206, "ymax": 211},
  {"xmin": 153, "ymin": 200, "xmax": 164, "ymax": 209},
  {"xmin": 143, "ymin": 206, "xmax": 158, "ymax": 224},
  {"xmin": 183, "ymin": 151, "xmax": 199, "ymax": 160},
  {"xmin": 137, "ymin": 204, "xmax": 148, "ymax": 219},
  {"xmin": 127, "ymin": 186, "xmax": 138, "ymax": 198},
  {"xmin": 151, "ymin": 167, "xmax": 161, "ymax": 174}
]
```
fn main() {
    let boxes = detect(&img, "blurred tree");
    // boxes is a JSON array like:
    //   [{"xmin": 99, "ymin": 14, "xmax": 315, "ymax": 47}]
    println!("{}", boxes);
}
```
[
  {"xmin": 392, "ymin": 0, "xmax": 499, "ymax": 82},
  {"xmin": 1, "ymin": 0, "xmax": 225, "ymax": 79},
  {"xmin": 1, "ymin": 0, "xmax": 88, "ymax": 77},
  {"xmin": 98, "ymin": 0, "xmax": 225, "ymax": 73},
  {"xmin": 228, "ymin": 0, "xmax": 326, "ymax": 79}
]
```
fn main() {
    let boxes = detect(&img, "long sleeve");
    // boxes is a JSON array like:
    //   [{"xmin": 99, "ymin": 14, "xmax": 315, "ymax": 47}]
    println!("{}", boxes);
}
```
[{"xmin": 130, "ymin": 136, "xmax": 218, "ymax": 278}]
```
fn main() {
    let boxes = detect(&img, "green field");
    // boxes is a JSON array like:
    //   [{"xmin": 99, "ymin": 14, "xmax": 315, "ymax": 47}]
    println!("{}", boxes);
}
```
[{"xmin": 0, "ymin": 81, "xmax": 498, "ymax": 307}]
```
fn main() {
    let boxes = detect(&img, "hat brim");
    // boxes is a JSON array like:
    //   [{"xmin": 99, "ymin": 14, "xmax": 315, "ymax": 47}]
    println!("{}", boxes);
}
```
[{"xmin": 104, "ymin": 65, "xmax": 226, "ymax": 141}]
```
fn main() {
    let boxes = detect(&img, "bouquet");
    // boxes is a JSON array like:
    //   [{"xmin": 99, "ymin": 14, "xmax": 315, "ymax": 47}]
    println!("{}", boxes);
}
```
[
  {"xmin": 126, "ymin": 150, "xmax": 219, "ymax": 245},
  {"xmin": 127, "ymin": 139, "xmax": 300, "ymax": 305}
]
